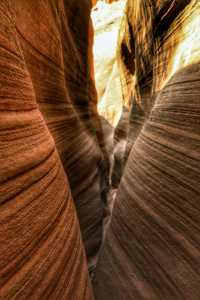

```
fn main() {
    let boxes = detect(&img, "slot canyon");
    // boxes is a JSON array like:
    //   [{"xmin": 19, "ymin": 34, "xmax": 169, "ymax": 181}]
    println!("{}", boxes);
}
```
[{"xmin": 0, "ymin": 0, "xmax": 199, "ymax": 299}]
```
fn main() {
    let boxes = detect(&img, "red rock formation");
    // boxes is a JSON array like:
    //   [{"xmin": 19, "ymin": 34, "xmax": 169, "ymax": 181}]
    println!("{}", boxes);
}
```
[
  {"xmin": 106, "ymin": 0, "xmax": 119, "ymax": 3},
  {"xmin": 0, "ymin": 0, "xmax": 106, "ymax": 298},
  {"xmin": 1, "ymin": 0, "xmax": 200, "ymax": 299},
  {"xmin": 94, "ymin": 0, "xmax": 200, "ymax": 299}
]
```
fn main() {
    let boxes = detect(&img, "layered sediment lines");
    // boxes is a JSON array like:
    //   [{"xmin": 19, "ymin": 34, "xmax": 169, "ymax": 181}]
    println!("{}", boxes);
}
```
[
  {"xmin": 0, "ymin": 0, "xmax": 106, "ymax": 298},
  {"xmin": 94, "ymin": 1, "xmax": 200, "ymax": 299},
  {"xmin": 0, "ymin": 0, "xmax": 200, "ymax": 299}
]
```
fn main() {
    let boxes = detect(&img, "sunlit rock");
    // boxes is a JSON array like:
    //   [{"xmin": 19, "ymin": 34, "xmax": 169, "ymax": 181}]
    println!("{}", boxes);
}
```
[{"xmin": 92, "ymin": 0, "xmax": 126, "ymax": 127}]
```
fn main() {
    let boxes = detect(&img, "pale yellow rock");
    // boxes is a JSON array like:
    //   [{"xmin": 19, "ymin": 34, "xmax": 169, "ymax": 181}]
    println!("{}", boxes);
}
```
[
  {"xmin": 98, "ymin": 61, "xmax": 123, "ymax": 127},
  {"xmin": 92, "ymin": 0, "xmax": 125, "ymax": 127}
]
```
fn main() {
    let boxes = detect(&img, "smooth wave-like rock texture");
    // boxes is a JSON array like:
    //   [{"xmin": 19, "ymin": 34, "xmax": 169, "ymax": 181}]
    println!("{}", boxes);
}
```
[
  {"xmin": 94, "ymin": 0, "xmax": 200, "ymax": 299},
  {"xmin": 1, "ymin": 0, "xmax": 200, "ymax": 299},
  {"xmin": 12, "ymin": 0, "xmax": 109, "ymax": 260},
  {"xmin": 0, "ymin": 0, "xmax": 107, "ymax": 298}
]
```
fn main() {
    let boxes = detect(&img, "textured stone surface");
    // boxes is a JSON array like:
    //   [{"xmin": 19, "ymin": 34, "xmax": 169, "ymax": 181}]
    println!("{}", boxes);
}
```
[
  {"xmin": 1, "ymin": 0, "xmax": 200, "ymax": 299},
  {"xmin": 0, "ymin": 0, "xmax": 105, "ymax": 298},
  {"xmin": 94, "ymin": 1, "xmax": 200, "ymax": 299}
]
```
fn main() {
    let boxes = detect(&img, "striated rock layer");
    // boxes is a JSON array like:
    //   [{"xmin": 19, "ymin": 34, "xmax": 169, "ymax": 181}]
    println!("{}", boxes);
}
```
[
  {"xmin": 0, "ymin": 0, "xmax": 107, "ymax": 298},
  {"xmin": 1, "ymin": 0, "xmax": 200, "ymax": 299},
  {"xmin": 94, "ymin": 0, "xmax": 200, "ymax": 299}
]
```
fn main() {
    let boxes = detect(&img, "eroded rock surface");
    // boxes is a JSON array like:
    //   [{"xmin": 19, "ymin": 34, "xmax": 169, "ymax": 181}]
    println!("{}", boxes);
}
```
[
  {"xmin": 1, "ymin": 0, "xmax": 200, "ymax": 299},
  {"xmin": 94, "ymin": 1, "xmax": 200, "ymax": 299},
  {"xmin": 0, "ymin": 0, "xmax": 106, "ymax": 298}
]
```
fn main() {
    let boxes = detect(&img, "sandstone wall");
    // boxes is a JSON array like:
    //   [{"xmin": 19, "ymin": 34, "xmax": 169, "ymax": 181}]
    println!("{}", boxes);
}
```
[
  {"xmin": 94, "ymin": 1, "xmax": 200, "ymax": 299},
  {"xmin": 0, "ymin": 0, "xmax": 107, "ymax": 298}
]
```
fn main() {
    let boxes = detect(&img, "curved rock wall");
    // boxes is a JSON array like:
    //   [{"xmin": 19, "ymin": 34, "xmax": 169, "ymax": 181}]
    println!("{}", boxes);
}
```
[
  {"xmin": 0, "ymin": 0, "xmax": 106, "ymax": 298},
  {"xmin": 1, "ymin": 0, "xmax": 200, "ymax": 299},
  {"xmin": 94, "ymin": 0, "xmax": 200, "ymax": 299},
  {"xmin": 12, "ymin": 0, "xmax": 108, "ymax": 259}
]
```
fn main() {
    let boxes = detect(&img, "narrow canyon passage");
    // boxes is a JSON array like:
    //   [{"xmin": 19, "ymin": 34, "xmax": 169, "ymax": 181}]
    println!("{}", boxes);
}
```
[{"xmin": 0, "ymin": 0, "xmax": 199, "ymax": 299}]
